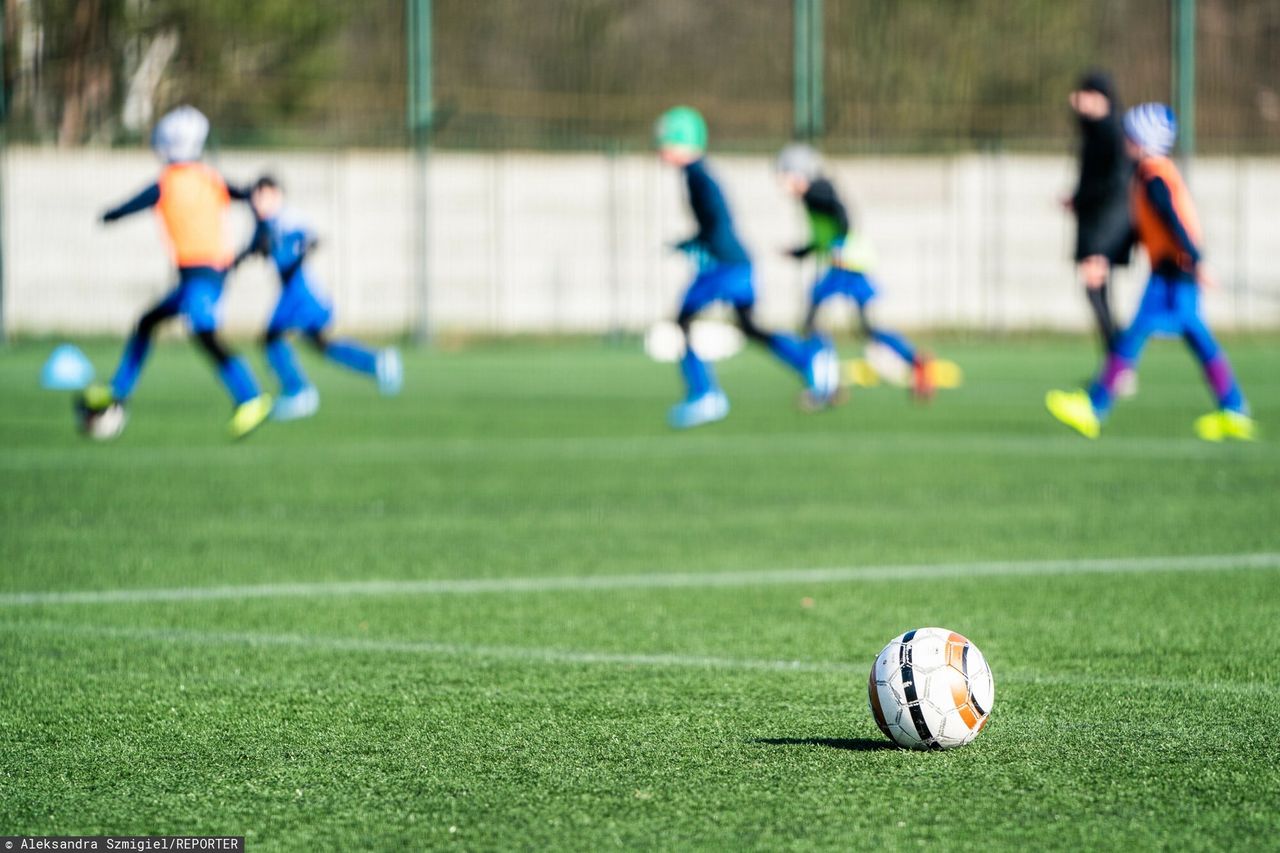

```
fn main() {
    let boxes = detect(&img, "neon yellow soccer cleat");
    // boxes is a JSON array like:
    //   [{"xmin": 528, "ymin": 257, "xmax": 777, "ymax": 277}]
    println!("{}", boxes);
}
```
[
  {"xmin": 229, "ymin": 394, "xmax": 273, "ymax": 440},
  {"xmin": 927, "ymin": 358, "xmax": 964, "ymax": 390},
  {"xmin": 843, "ymin": 359, "xmax": 880, "ymax": 388},
  {"xmin": 81, "ymin": 383, "xmax": 115, "ymax": 411},
  {"xmin": 1045, "ymin": 389, "xmax": 1100, "ymax": 439},
  {"xmin": 1221, "ymin": 410, "xmax": 1259, "ymax": 441},
  {"xmin": 1194, "ymin": 409, "xmax": 1257, "ymax": 443}
]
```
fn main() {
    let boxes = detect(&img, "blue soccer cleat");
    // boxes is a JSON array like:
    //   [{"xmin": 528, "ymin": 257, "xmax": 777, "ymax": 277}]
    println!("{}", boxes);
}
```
[
  {"xmin": 271, "ymin": 387, "xmax": 320, "ymax": 422},
  {"xmin": 668, "ymin": 390, "xmax": 729, "ymax": 429},
  {"xmin": 376, "ymin": 348, "xmax": 403, "ymax": 396}
]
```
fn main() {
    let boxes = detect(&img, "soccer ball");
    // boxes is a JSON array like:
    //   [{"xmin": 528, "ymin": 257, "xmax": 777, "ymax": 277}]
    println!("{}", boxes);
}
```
[
  {"xmin": 868, "ymin": 627, "xmax": 994, "ymax": 750},
  {"xmin": 75, "ymin": 397, "xmax": 127, "ymax": 441}
]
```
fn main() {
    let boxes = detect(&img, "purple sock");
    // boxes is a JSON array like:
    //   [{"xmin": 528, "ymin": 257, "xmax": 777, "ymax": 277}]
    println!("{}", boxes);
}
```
[
  {"xmin": 1088, "ymin": 353, "xmax": 1131, "ymax": 415},
  {"xmin": 1204, "ymin": 355, "xmax": 1246, "ymax": 412}
]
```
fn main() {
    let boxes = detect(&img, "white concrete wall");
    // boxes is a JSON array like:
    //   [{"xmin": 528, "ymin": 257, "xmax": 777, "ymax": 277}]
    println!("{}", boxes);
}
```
[{"xmin": 5, "ymin": 146, "xmax": 1280, "ymax": 336}]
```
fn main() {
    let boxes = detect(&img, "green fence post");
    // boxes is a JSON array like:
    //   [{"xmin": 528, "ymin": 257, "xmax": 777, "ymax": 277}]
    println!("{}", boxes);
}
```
[
  {"xmin": 407, "ymin": 0, "xmax": 432, "ymax": 345},
  {"xmin": 1173, "ymin": 0, "xmax": 1195, "ymax": 158},
  {"xmin": 793, "ymin": 0, "xmax": 809, "ymax": 139},
  {"xmin": 809, "ymin": 0, "xmax": 823, "ymax": 138},
  {"xmin": 794, "ymin": 0, "xmax": 824, "ymax": 141}
]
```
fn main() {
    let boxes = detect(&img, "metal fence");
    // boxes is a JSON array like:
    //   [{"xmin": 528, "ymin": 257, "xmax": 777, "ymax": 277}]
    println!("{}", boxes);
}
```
[
  {"xmin": 5, "ymin": 0, "xmax": 1279, "ymax": 152},
  {"xmin": 3, "ymin": 1, "xmax": 1280, "ymax": 340}
]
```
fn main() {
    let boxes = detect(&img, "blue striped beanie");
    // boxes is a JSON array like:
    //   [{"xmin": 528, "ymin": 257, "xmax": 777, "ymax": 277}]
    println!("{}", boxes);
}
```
[{"xmin": 1123, "ymin": 103, "xmax": 1178, "ymax": 156}]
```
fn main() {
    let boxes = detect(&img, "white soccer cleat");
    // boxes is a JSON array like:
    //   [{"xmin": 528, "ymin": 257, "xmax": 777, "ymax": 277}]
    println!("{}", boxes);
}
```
[
  {"xmin": 376, "ymin": 348, "xmax": 403, "ymax": 396},
  {"xmin": 668, "ymin": 390, "xmax": 729, "ymax": 429},
  {"xmin": 76, "ymin": 394, "xmax": 128, "ymax": 441},
  {"xmin": 271, "ymin": 387, "xmax": 320, "ymax": 422},
  {"xmin": 804, "ymin": 342, "xmax": 841, "ymax": 406}
]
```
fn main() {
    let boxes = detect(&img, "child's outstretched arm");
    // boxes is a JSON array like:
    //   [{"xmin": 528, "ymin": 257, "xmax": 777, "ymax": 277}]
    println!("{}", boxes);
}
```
[
  {"xmin": 101, "ymin": 183, "xmax": 160, "ymax": 223},
  {"xmin": 1144, "ymin": 175, "xmax": 1201, "ymax": 272},
  {"xmin": 232, "ymin": 218, "xmax": 271, "ymax": 270}
]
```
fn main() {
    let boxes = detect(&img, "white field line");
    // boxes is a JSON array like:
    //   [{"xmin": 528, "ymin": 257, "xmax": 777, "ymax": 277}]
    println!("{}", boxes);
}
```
[
  {"xmin": 0, "ymin": 431, "xmax": 1274, "ymax": 472},
  {"xmin": 3, "ymin": 621, "xmax": 1277, "ymax": 697},
  {"xmin": 1, "ymin": 552, "xmax": 1279, "ymax": 607}
]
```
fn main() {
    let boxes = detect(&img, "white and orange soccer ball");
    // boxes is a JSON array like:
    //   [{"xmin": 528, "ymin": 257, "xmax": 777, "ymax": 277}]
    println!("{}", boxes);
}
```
[{"xmin": 868, "ymin": 627, "xmax": 994, "ymax": 750}]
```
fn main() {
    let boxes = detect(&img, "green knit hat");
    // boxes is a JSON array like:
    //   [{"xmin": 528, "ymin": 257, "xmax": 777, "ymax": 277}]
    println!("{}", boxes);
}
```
[{"xmin": 654, "ymin": 106, "xmax": 707, "ymax": 154}]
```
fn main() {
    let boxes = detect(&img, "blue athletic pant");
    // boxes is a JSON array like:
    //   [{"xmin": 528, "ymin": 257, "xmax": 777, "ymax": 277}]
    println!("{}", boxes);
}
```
[
  {"xmin": 110, "ymin": 266, "xmax": 259, "ymax": 405},
  {"xmin": 807, "ymin": 267, "xmax": 917, "ymax": 364},
  {"xmin": 1089, "ymin": 272, "xmax": 1245, "ymax": 416},
  {"xmin": 676, "ymin": 263, "xmax": 812, "ymax": 399},
  {"xmin": 262, "ymin": 275, "xmax": 378, "ymax": 395}
]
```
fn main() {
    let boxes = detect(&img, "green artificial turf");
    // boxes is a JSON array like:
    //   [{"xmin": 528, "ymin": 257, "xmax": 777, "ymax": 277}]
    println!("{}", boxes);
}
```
[{"xmin": 1, "ymin": 335, "xmax": 1278, "ymax": 850}]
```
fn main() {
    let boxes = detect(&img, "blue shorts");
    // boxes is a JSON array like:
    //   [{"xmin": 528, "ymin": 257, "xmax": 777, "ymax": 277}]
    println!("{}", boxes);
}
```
[
  {"xmin": 678, "ymin": 263, "xmax": 755, "ymax": 318},
  {"xmin": 152, "ymin": 266, "xmax": 226, "ymax": 334},
  {"xmin": 268, "ymin": 274, "xmax": 333, "ymax": 335},
  {"xmin": 811, "ymin": 267, "xmax": 877, "ymax": 309},
  {"xmin": 1116, "ymin": 272, "xmax": 1219, "ymax": 362}
]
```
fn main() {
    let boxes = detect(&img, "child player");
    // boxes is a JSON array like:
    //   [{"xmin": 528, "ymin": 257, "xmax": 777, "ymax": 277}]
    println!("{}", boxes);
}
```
[
  {"xmin": 775, "ymin": 143, "xmax": 935, "ymax": 399},
  {"xmin": 235, "ymin": 176, "xmax": 402, "ymax": 421},
  {"xmin": 1046, "ymin": 104, "xmax": 1255, "ymax": 442},
  {"xmin": 80, "ymin": 106, "xmax": 272, "ymax": 439},
  {"xmin": 654, "ymin": 106, "xmax": 838, "ymax": 428}
]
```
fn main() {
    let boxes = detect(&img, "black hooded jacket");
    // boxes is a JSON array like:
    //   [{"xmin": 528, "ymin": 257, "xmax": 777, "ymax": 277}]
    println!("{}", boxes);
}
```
[{"xmin": 1071, "ymin": 71, "xmax": 1133, "ymax": 264}]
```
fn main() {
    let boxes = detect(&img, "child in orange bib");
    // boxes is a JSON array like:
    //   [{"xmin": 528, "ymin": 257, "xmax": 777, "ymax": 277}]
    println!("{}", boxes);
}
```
[
  {"xmin": 83, "ymin": 106, "xmax": 271, "ymax": 440},
  {"xmin": 1046, "ymin": 103, "xmax": 1254, "ymax": 442}
]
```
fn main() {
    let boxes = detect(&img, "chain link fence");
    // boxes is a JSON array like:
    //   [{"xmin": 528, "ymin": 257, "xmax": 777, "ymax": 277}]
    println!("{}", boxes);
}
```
[
  {"xmin": 3, "ymin": 1, "xmax": 1279, "ymax": 338},
  {"xmin": 6, "ymin": 0, "xmax": 1279, "ymax": 152}
]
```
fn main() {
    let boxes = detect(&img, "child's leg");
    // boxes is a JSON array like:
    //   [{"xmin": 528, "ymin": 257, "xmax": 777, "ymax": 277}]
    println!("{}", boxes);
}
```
[
  {"xmin": 308, "ymin": 329, "xmax": 378, "ymax": 377},
  {"xmin": 1085, "ymin": 279, "xmax": 1117, "ymax": 353},
  {"xmin": 182, "ymin": 270, "xmax": 261, "ymax": 406},
  {"xmin": 279, "ymin": 279, "xmax": 378, "ymax": 377},
  {"xmin": 805, "ymin": 269, "xmax": 844, "ymax": 338},
  {"xmin": 1175, "ymin": 284, "xmax": 1247, "ymax": 413},
  {"xmin": 672, "ymin": 269, "xmax": 727, "ymax": 400},
  {"xmin": 801, "ymin": 301, "xmax": 821, "ymax": 339},
  {"xmin": 264, "ymin": 328, "xmax": 312, "ymax": 396},
  {"xmin": 1088, "ymin": 276, "xmax": 1166, "ymax": 416},
  {"xmin": 192, "ymin": 331, "xmax": 260, "ymax": 406},
  {"xmin": 852, "ymin": 274, "xmax": 917, "ymax": 365},
  {"xmin": 110, "ymin": 292, "xmax": 182, "ymax": 400},
  {"xmin": 861, "ymin": 308, "xmax": 918, "ymax": 365},
  {"xmin": 668, "ymin": 308, "xmax": 728, "ymax": 427},
  {"xmin": 733, "ymin": 304, "xmax": 810, "ymax": 377},
  {"xmin": 675, "ymin": 311, "xmax": 718, "ymax": 399}
]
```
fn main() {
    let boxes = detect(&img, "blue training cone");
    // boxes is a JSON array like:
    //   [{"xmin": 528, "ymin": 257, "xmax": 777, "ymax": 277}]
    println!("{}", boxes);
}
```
[{"xmin": 41, "ymin": 344, "xmax": 95, "ymax": 391}]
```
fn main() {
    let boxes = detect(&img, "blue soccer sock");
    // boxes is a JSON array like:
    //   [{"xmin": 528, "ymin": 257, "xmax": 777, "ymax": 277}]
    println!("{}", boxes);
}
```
[
  {"xmin": 680, "ymin": 350, "xmax": 718, "ymax": 399},
  {"xmin": 110, "ymin": 333, "xmax": 152, "ymax": 401},
  {"xmin": 266, "ymin": 338, "xmax": 311, "ymax": 396},
  {"xmin": 218, "ymin": 357, "xmax": 261, "ymax": 406},
  {"xmin": 871, "ymin": 328, "xmax": 917, "ymax": 365},
  {"xmin": 324, "ymin": 340, "xmax": 378, "ymax": 377},
  {"xmin": 764, "ymin": 332, "xmax": 811, "ymax": 377},
  {"xmin": 1203, "ymin": 354, "xmax": 1246, "ymax": 414}
]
